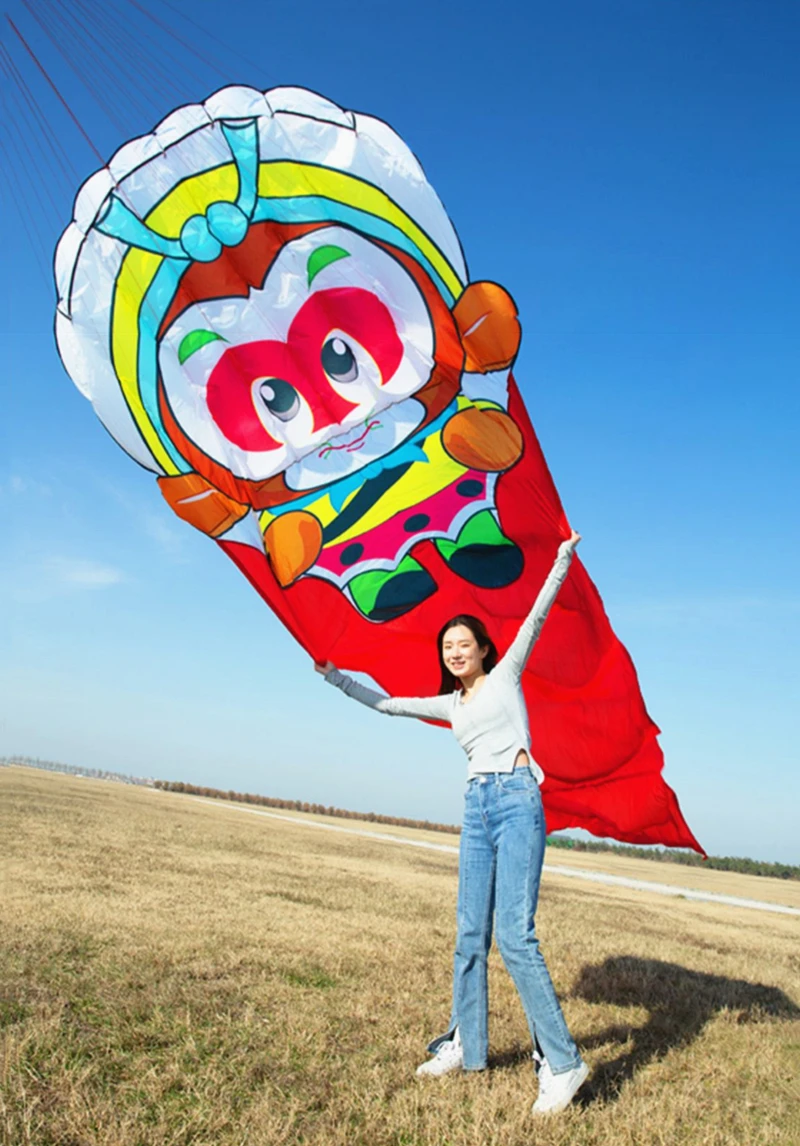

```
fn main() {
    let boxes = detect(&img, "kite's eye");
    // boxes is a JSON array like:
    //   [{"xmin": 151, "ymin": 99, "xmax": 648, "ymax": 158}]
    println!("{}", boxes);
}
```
[
  {"xmin": 321, "ymin": 336, "xmax": 358, "ymax": 384},
  {"xmin": 259, "ymin": 378, "xmax": 300, "ymax": 422}
]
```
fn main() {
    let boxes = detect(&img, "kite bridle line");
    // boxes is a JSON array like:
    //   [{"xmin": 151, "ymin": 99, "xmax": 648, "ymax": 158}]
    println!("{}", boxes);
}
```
[{"xmin": 5, "ymin": 7, "xmax": 215, "ymax": 476}]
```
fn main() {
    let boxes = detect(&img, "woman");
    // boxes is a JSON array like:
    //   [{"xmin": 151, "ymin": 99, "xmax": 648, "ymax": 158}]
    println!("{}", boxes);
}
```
[{"xmin": 315, "ymin": 532, "xmax": 588, "ymax": 1116}]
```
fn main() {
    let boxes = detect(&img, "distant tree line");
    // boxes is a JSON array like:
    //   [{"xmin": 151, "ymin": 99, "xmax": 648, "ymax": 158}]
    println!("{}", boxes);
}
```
[
  {"xmin": 155, "ymin": 778, "xmax": 799, "ymax": 881},
  {"xmin": 1, "ymin": 755, "xmax": 154, "ymax": 786},
  {"xmin": 6, "ymin": 759, "xmax": 796, "ymax": 881},
  {"xmin": 153, "ymin": 779, "xmax": 460, "ymax": 835},
  {"xmin": 542, "ymin": 834, "xmax": 800, "ymax": 881}
]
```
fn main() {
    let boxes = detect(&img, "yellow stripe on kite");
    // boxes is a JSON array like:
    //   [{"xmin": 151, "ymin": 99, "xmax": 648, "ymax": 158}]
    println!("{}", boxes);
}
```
[
  {"xmin": 257, "ymin": 162, "xmax": 463, "ymax": 301},
  {"xmin": 112, "ymin": 248, "xmax": 177, "ymax": 474}
]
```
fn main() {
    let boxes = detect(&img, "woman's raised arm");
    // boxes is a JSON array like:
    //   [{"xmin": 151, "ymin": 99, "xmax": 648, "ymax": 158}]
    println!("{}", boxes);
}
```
[
  {"xmin": 317, "ymin": 662, "xmax": 453, "ymax": 722},
  {"xmin": 496, "ymin": 531, "xmax": 580, "ymax": 680}
]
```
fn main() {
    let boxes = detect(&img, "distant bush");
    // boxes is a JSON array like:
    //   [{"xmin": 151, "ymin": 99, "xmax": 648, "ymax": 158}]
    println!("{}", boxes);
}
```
[
  {"xmin": 541, "ymin": 835, "xmax": 799, "ymax": 880},
  {"xmin": 153, "ymin": 780, "xmax": 459, "ymax": 836},
  {"xmin": 6, "ymin": 758, "xmax": 795, "ymax": 880},
  {"xmin": 154, "ymin": 778, "xmax": 799, "ymax": 881}
]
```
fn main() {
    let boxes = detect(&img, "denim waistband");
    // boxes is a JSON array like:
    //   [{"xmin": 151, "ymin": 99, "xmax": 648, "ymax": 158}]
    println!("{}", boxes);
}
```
[{"xmin": 467, "ymin": 764, "xmax": 535, "ymax": 783}]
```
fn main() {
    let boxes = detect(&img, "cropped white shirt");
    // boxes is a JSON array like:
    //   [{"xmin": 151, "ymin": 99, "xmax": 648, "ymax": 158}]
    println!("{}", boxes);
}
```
[{"xmin": 324, "ymin": 539, "xmax": 576, "ymax": 783}]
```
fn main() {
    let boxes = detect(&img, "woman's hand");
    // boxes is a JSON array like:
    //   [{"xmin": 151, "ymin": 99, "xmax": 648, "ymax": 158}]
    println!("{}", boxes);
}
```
[
  {"xmin": 569, "ymin": 529, "xmax": 581, "ymax": 546},
  {"xmin": 314, "ymin": 660, "xmax": 336, "ymax": 675}
]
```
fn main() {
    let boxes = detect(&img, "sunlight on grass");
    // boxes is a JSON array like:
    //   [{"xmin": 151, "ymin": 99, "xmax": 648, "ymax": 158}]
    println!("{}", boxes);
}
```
[{"xmin": 1, "ymin": 767, "xmax": 798, "ymax": 1146}]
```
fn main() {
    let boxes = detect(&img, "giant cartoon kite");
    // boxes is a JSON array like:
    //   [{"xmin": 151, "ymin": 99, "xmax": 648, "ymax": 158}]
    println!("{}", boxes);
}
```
[{"xmin": 55, "ymin": 85, "xmax": 702, "ymax": 852}]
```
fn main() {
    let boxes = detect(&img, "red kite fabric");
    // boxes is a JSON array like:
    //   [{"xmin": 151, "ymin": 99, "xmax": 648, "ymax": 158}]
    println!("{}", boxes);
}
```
[
  {"xmin": 225, "ymin": 378, "xmax": 702, "ymax": 853},
  {"xmin": 54, "ymin": 84, "xmax": 701, "ymax": 853}
]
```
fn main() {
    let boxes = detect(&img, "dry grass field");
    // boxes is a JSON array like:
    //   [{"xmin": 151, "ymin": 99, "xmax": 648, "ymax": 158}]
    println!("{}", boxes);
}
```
[{"xmin": 1, "ymin": 767, "xmax": 798, "ymax": 1146}]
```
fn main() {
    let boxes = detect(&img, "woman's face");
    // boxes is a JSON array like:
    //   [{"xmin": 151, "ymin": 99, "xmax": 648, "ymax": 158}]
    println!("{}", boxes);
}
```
[{"xmin": 441, "ymin": 624, "xmax": 488, "ymax": 681}]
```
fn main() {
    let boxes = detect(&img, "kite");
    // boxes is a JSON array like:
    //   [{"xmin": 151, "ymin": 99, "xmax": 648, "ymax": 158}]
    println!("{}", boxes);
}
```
[{"xmin": 55, "ymin": 85, "xmax": 702, "ymax": 852}]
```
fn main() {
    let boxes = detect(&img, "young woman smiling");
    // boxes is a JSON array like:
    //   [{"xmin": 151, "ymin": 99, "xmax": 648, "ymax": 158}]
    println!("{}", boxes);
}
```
[{"xmin": 315, "ymin": 531, "xmax": 588, "ymax": 1116}]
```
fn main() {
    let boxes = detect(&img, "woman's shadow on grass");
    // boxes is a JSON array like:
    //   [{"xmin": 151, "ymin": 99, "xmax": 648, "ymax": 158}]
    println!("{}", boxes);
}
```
[{"xmin": 567, "ymin": 955, "xmax": 800, "ymax": 1105}]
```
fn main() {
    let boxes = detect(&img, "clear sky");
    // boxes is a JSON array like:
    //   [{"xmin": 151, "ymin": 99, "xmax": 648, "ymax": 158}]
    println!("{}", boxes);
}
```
[{"xmin": 1, "ymin": 0, "xmax": 797, "ymax": 863}]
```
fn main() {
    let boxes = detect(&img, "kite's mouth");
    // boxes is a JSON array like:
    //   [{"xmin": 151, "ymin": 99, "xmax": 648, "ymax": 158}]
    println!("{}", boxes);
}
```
[
  {"xmin": 318, "ymin": 419, "xmax": 381, "ymax": 459},
  {"xmin": 283, "ymin": 397, "xmax": 426, "ymax": 492}
]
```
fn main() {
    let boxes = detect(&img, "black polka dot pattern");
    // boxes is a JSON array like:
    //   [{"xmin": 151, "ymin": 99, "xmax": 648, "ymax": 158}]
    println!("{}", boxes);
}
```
[
  {"xmin": 456, "ymin": 479, "xmax": 483, "ymax": 498},
  {"xmin": 340, "ymin": 543, "xmax": 365, "ymax": 567},
  {"xmin": 403, "ymin": 513, "xmax": 430, "ymax": 533}
]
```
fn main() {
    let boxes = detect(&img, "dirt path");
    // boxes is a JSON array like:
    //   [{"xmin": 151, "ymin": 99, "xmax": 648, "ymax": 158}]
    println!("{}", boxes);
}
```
[{"xmin": 187, "ymin": 796, "xmax": 800, "ymax": 917}]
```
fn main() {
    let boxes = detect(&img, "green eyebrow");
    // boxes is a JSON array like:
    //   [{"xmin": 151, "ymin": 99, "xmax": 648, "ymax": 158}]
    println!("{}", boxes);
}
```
[
  {"xmin": 178, "ymin": 329, "xmax": 227, "ymax": 365},
  {"xmin": 307, "ymin": 244, "xmax": 350, "ymax": 286}
]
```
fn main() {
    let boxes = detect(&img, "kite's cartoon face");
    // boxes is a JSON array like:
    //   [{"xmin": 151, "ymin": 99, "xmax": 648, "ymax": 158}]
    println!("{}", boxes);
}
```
[{"xmin": 158, "ymin": 227, "xmax": 446, "ymax": 494}]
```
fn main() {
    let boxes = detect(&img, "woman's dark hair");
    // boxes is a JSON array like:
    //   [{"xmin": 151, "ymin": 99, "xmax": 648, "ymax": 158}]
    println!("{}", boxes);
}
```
[{"xmin": 437, "ymin": 614, "xmax": 498, "ymax": 694}]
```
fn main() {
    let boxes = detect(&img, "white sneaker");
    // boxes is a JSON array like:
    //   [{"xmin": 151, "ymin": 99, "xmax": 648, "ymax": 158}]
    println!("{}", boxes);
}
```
[
  {"xmin": 416, "ymin": 1028, "xmax": 464, "ymax": 1078},
  {"xmin": 532, "ymin": 1059, "xmax": 589, "ymax": 1115}
]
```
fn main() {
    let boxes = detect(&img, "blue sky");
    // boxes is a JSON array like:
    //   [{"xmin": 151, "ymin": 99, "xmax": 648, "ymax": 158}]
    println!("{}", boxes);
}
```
[{"xmin": 1, "ymin": 0, "xmax": 798, "ymax": 863}]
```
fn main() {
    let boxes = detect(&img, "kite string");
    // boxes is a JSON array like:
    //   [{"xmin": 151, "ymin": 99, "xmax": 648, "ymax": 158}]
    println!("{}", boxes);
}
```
[
  {"xmin": 5, "ymin": 14, "xmax": 106, "ymax": 167},
  {"xmin": 0, "ymin": 63, "xmax": 56, "ymax": 284},
  {"xmin": 0, "ymin": 46, "xmax": 71, "ymax": 225},
  {"xmin": 124, "ymin": 0, "xmax": 233, "ymax": 86},
  {"xmin": 67, "ymin": 0, "xmax": 198, "ymax": 110},
  {"xmin": 28, "ymin": 0, "xmax": 153, "ymax": 136},
  {"xmin": 0, "ymin": 38, "xmax": 80, "ymax": 190},
  {"xmin": 20, "ymin": 0, "xmax": 135, "ymax": 139},
  {"xmin": 154, "ymin": 0, "xmax": 271, "ymax": 83}
]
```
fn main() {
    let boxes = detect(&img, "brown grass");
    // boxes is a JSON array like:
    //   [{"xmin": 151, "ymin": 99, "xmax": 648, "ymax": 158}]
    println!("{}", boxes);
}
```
[
  {"xmin": 184, "ymin": 796, "xmax": 800, "ymax": 909},
  {"xmin": 1, "ymin": 766, "xmax": 798, "ymax": 1146}
]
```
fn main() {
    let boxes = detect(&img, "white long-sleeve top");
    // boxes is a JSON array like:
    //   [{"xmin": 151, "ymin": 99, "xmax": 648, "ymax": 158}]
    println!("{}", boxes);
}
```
[{"xmin": 324, "ymin": 538, "xmax": 576, "ymax": 783}]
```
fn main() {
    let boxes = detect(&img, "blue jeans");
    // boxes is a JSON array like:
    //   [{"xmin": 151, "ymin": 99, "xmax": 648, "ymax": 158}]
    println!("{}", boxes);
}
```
[{"xmin": 432, "ymin": 768, "xmax": 582, "ymax": 1074}]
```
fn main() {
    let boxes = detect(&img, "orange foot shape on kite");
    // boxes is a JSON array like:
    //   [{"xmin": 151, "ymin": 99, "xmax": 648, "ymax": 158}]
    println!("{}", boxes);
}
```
[
  {"xmin": 442, "ymin": 407, "xmax": 524, "ymax": 472},
  {"xmin": 264, "ymin": 511, "xmax": 324, "ymax": 587},
  {"xmin": 453, "ymin": 281, "xmax": 521, "ymax": 373},
  {"xmin": 157, "ymin": 473, "xmax": 249, "ymax": 538}
]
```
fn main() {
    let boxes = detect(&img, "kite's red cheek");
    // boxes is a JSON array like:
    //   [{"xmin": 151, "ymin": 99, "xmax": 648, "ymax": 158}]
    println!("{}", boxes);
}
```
[
  {"xmin": 206, "ymin": 339, "xmax": 358, "ymax": 452},
  {"xmin": 205, "ymin": 287, "xmax": 405, "ymax": 455},
  {"xmin": 288, "ymin": 287, "xmax": 404, "ymax": 387}
]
